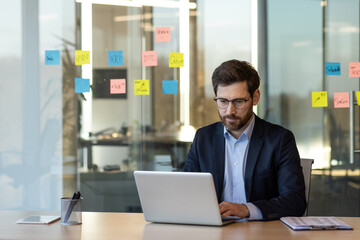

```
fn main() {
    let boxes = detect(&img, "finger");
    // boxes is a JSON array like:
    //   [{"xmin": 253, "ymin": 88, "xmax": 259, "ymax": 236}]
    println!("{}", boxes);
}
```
[
  {"xmin": 219, "ymin": 202, "xmax": 230, "ymax": 214},
  {"xmin": 221, "ymin": 209, "xmax": 233, "ymax": 217}
]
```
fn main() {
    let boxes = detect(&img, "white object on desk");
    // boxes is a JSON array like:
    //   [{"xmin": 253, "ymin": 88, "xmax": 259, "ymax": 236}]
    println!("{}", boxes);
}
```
[
  {"xmin": 281, "ymin": 216, "xmax": 353, "ymax": 230},
  {"xmin": 16, "ymin": 215, "xmax": 60, "ymax": 224}
]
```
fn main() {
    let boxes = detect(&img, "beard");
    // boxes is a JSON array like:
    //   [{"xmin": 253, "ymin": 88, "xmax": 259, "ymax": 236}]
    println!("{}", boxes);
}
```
[{"xmin": 219, "ymin": 108, "xmax": 253, "ymax": 132}]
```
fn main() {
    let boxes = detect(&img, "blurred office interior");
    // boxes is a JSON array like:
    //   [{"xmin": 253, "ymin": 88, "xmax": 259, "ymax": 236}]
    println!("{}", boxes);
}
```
[{"xmin": 0, "ymin": 0, "xmax": 359, "ymax": 216}]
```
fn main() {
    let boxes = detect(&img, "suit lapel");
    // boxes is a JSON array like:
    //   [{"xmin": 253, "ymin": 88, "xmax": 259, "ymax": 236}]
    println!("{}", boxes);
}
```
[
  {"xmin": 244, "ymin": 115, "xmax": 264, "ymax": 201},
  {"xmin": 213, "ymin": 123, "xmax": 225, "ymax": 202}
]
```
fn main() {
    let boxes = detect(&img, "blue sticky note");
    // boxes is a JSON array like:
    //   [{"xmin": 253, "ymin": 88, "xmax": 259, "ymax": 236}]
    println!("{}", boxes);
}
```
[
  {"xmin": 325, "ymin": 62, "xmax": 341, "ymax": 75},
  {"xmin": 108, "ymin": 50, "xmax": 124, "ymax": 66},
  {"xmin": 75, "ymin": 78, "xmax": 90, "ymax": 93},
  {"xmin": 162, "ymin": 80, "xmax": 178, "ymax": 94},
  {"xmin": 45, "ymin": 50, "xmax": 60, "ymax": 65}
]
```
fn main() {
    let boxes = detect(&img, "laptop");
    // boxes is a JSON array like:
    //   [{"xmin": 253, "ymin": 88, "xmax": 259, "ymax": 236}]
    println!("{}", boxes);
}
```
[{"xmin": 133, "ymin": 171, "xmax": 240, "ymax": 226}]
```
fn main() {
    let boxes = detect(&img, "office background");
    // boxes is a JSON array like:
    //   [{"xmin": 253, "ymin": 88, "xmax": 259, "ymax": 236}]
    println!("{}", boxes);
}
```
[{"xmin": 0, "ymin": 0, "xmax": 359, "ymax": 216}]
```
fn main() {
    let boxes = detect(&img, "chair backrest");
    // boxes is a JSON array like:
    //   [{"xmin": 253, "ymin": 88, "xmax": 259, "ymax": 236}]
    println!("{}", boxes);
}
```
[{"xmin": 300, "ymin": 158, "xmax": 314, "ymax": 216}]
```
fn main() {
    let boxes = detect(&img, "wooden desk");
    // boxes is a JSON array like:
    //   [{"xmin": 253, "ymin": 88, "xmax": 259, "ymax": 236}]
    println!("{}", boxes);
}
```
[{"xmin": 1, "ymin": 211, "xmax": 359, "ymax": 240}]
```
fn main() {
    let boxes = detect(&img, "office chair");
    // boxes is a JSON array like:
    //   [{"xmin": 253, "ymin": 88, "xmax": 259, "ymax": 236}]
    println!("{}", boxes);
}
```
[{"xmin": 300, "ymin": 158, "xmax": 314, "ymax": 216}]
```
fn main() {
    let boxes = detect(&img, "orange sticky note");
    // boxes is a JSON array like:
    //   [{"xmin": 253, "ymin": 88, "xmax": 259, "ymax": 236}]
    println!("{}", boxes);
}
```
[
  {"xmin": 134, "ymin": 80, "xmax": 150, "ymax": 95},
  {"xmin": 334, "ymin": 92, "xmax": 349, "ymax": 108},
  {"xmin": 155, "ymin": 27, "xmax": 171, "ymax": 42},
  {"xmin": 349, "ymin": 62, "xmax": 360, "ymax": 77},
  {"xmin": 75, "ymin": 50, "xmax": 90, "ymax": 65},
  {"xmin": 356, "ymin": 91, "xmax": 360, "ymax": 106},
  {"xmin": 169, "ymin": 52, "xmax": 184, "ymax": 67},
  {"xmin": 142, "ymin": 51, "xmax": 158, "ymax": 66},
  {"xmin": 312, "ymin": 91, "xmax": 328, "ymax": 107},
  {"xmin": 110, "ymin": 79, "xmax": 126, "ymax": 94}
]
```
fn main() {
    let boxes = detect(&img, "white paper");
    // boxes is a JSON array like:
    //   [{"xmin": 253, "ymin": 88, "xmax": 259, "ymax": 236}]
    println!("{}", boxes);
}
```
[{"xmin": 280, "ymin": 216, "xmax": 352, "ymax": 230}]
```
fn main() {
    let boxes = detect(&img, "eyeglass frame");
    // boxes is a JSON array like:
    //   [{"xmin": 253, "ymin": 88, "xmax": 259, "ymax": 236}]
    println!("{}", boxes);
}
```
[{"xmin": 213, "ymin": 96, "xmax": 251, "ymax": 110}]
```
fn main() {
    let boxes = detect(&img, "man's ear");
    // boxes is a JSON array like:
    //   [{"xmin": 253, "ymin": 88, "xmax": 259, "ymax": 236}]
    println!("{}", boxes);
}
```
[{"xmin": 252, "ymin": 89, "xmax": 260, "ymax": 106}]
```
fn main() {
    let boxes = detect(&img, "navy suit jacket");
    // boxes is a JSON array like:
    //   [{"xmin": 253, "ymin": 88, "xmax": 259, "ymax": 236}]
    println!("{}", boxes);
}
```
[{"xmin": 183, "ymin": 115, "xmax": 306, "ymax": 221}]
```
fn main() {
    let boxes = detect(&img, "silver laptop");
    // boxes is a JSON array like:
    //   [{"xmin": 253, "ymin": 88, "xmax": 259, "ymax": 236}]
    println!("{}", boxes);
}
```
[{"xmin": 133, "ymin": 171, "xmax": 240, "ymax": 226}]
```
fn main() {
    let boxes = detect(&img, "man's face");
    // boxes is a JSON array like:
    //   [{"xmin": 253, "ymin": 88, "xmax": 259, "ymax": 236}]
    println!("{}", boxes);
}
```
[{"xmin": 216, "ymin": 82, "xmax": 260, "ymax": 135}]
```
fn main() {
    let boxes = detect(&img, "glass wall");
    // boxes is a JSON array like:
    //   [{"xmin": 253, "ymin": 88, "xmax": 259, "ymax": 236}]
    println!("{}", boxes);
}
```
[
  {"xmin": 266, "ymin": 0, "xmax": 360, "ymax": 216},
  {"xmin": 3, "ymin": 0, "xmax": 358, "ymax": 216},
  {"xmin": 77, "ymin": 0, "xmax": 252, "ymax": 212},
  {"xmin": 0, "ymin": 0, "xmax": 76, "ymax": 210}
]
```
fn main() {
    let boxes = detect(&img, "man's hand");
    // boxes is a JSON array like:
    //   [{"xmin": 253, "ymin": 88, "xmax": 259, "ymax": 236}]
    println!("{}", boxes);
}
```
[{"xmin": 219, "ymin": 201, "xmax": 250, "ymax": 218}]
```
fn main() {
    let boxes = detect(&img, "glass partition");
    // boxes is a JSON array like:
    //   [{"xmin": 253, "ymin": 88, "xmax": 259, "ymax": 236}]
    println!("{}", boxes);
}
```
[
  {"xmin": 266, "ymin": 0, "xmax": 360, "ymax": 216},
  {"xmin": 76, "ymin": 0, "xmax": 252, "ymax": 212},
  {"xmin": 0, "ymin": 0, "xmax": 75, "ymax": 210}
]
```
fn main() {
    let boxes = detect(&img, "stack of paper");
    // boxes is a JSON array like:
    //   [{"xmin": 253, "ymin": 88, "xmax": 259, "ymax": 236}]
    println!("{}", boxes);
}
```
[{"xmin": 280, "ymin": 216, "xmax": 352, "ymax": 230}]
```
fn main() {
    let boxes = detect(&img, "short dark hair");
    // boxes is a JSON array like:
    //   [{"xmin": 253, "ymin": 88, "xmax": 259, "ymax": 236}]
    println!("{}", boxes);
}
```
[{"xmin": 212, "ymin": 60, "xmax": 260, "ymax": 97}]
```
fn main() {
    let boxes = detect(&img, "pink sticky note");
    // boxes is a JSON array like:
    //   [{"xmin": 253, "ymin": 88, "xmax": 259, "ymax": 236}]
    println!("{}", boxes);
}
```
[
  {"xmin": 142, "ymin": 51, "xmax": 158, "ymax": 66},
  {"xmin": 334, "ymin": 92, "xmax": 350, "ymax": 108},
  {"xmin": 155, "ymin": 27, "xmax": 171, "ymax": 42},
  {"xmin": 349, "ymin": 62, "xmax": 360, "ymax": 77},
  {"xmin": 110, "ymin": 79, "xmax": 126, "ymax": 94}
]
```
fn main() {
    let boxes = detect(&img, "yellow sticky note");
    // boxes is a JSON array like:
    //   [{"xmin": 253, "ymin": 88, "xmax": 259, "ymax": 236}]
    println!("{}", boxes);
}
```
[
  {"xmin": 312, "ymin": 91, "xmax": 328, "ymax": 107},
  {"xmin": 356, "ymin": 91, "xmax": 360, "ymax": 106},
  {"xmin": 134, "ymin": 80, "xmax": 150, "ymax": 95},
  {"xmin": 75, "ymin": 50, "xmax": 90, "ymax": 65},
  {"xmin": 169, "ymin": 52, "xmax": 184, "ymax": 67}
]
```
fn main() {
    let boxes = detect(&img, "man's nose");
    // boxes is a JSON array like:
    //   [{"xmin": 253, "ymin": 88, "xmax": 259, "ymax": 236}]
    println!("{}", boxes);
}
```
[{"xmin": 226, "ymin": 101, "xmax": 236, "ymax": 114}]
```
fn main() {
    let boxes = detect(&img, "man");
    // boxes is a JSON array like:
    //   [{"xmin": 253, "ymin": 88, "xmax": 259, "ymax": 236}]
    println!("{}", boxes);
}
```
[{"xmin": 183, "ymin": 60, "xmax": 306, "ymax": 221}]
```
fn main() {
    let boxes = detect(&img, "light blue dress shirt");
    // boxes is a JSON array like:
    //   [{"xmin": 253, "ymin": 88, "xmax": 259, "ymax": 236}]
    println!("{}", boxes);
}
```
[{"xmin": 221, "ymin": 114, "xmax": 263, "ymax": 220}]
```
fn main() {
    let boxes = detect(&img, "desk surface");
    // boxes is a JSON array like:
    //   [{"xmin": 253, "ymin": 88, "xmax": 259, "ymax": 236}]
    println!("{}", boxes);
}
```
[{"xmin": 1, "ymin": 211, "xmax": 359, "ymax": 240}]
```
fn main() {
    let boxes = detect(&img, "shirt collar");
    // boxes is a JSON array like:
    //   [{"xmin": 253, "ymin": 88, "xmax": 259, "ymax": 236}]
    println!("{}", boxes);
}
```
[{"xmin": 223, "ymin": 113, "xmax": 255, "ymax": 141}]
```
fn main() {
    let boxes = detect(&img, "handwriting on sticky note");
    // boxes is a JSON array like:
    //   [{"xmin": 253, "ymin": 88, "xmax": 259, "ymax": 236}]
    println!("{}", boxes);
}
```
[
  {"xmin": 108, "ymin": 51, "xmax": 123, "ymax": 66},
  {"xmin": 349, "ymin": 62, "xmax": 360, "ymax": 77},
  {"xmin": 155, "ymin": 27, "xmax": 171, "ymax": 42},
  {"xmin": 75, "ymin": 78, "xmax": 90, "ymax": 93},
  {"xmin": 325, "ymin": 62, "xmax": 341, "ymax": 75},
  {"xmin": 169, "ymin": 53, "xmax": 184, "ymax": 67},
  {"xmin": 142, "ymin": 51, "xmax": 158, "ymax": 66},
  {"xmin": 134, "ymin": 80, "xmax": 150, "ymax": 95},
  {"xmin": 45, "ymin": 50, "xmax": 60, "ymax": 65},
  {"xmin": 312, "ymin": 91, "xmax": 328, "ymax": 107},
  {"xmin": 356, "ymin": 91, "xmax": 360, "ymax": 106},
  {"xmin": 334, "ymin": 92, "xmax": 349, "ymax": 108},
  {"xmin": 162, "ymin": 80, "xmax": 178, "ymax": 94},
  {"xmin": 75, "ymin": 50, "xmax": 90, "ymax": 65},
  {"xmin": 110, "ymin": 79, "xmax": 126, "ymax": 94}
]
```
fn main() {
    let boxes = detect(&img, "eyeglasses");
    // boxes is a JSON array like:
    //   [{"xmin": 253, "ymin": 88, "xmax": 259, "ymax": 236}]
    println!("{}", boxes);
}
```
[{"xmin": 214, "ymin": 97, "xmax": 251, "ymax": 110}]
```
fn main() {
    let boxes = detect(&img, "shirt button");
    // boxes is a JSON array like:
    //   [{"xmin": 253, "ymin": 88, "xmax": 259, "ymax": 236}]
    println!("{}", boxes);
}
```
[
  {"xmin": 233, "ymin": 162, "xmax": 237, "ymax": 166},
  {"xmin": 235, "ymin": 143, "xmax": 239, "ymax": 146},
  {"xmin": 233, "ymin": 182, "xmax": 238, "ymax": 186}
]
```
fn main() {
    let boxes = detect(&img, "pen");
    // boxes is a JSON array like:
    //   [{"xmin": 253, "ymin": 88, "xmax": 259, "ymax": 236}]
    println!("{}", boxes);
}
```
[{"xmin": 64, "ymin": 191, "xmax": 81, "ymax": 223}]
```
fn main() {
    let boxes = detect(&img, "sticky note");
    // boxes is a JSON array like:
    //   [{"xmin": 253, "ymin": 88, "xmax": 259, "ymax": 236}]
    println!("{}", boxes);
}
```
[
  {"xmin": 162, "ymin": 80, "xmax": 178, "ymax": 94},
  {"xmin": 155, "ymin": 27, "xmax": 171, "ymax": 42},
  {"xmin": 356, "ymin": 91, "xmax": 360, "ymax": 106},
  {"xmin": 142, "ymin": 51, "xmax": 158, "ymax": 66},
  {"xmin": 134, "ymin": 80, "xmax": 150, "ymax": 95},
  {"xmin": 45, "ymin": 50, "xmax": 60, "ymax": 65},
  {"xmin": 75, "ymin": 78, "xmax": 90, "ymax": 93},
  {"xmin": 169, "ymin": 52, "xmax": 184, "ymax": 67},
  {"xmin": 349, "ymin": 62, "xmax": 360, "ymax": 77},
  {"xmin": 334, "ymin": 92, "xmax": 349, "ymax": 108},
  {"xmin": 108, "ymin": 51, "xmax": 123, "ymax": 66},
  {"xmin": 325, "ymin": 62, "xmax": 341, "ymax": 75},
  {"xmin": 75, "ymin": 50, "xmax": 90, "ymax": 65},
  {"xmin": 110, "ymin": 79, "xmax": 126, "ymax": 94},
  {"xmin": 312, "ymin": 91, "xmax": 328, "ymax": 107}
]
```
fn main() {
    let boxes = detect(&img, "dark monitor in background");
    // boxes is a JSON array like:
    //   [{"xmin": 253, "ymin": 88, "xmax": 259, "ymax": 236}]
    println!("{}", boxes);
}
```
[{"xmin": 92, "ymin": 68, "xmax": 127, "ymax": 99}]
